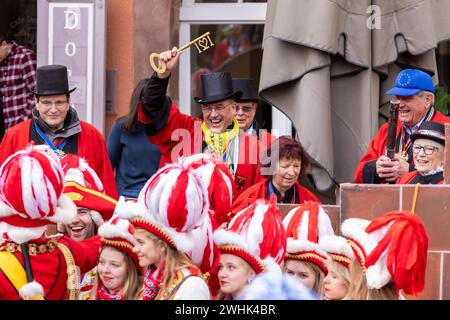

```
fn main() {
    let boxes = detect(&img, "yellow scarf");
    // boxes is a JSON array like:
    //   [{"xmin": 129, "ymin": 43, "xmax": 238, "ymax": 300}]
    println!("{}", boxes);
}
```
[{"xmin": 202, "ymin": 118, "xmax": 239, "ymax": 156}]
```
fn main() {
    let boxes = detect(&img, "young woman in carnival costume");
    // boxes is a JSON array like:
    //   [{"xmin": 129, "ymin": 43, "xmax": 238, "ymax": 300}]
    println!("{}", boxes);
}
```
[
  {"xmin": 341, "ymin": 210, "xmax": 428, "ymax": 300},
  {"xmin": 282, "ymin": 202, "xmax": 334, "ymax": 298},
  {"xmin": 319, "ymin": 235, "xmax": 355, "ymax": 300},
  {"xmin": 0, "ymin": 145, "xmax": 100, "ymax": 300},
  {"xmin": 91, "ymin": 215, "xmax": 143, "ymax": 300},
  {"xmin": 214, "ymin": 196, "xmax": 287, "ymax": 300},
  {"xmin": 115, "ymin": 161, "xmax": 218, "ymax": 300}
]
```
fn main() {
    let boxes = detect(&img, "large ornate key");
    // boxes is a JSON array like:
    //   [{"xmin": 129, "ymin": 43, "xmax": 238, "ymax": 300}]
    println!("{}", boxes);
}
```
[{"xmin": 149, "ymin": 32, "xmax": 214, "ymax": 74}]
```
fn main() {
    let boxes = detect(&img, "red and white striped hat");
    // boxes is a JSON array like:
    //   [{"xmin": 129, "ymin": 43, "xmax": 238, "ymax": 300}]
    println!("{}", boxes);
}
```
[
  {"xmin": 214, "ymin": 196, "xmax": 287, "ymax": 274},
  {"xmin": 341, "ymin": 211, "xmax": 428, "ymax": 296},
  {"xmin": 0, "ymin": 144, "xmax": 76, "ymax": 243},
  {"xmin": 115, "ymin": 162, "xmax": 218, "ymax": 273},
  {"xmin": 61, "ymin": 153, "xmax": 104, "ymax": 192},
  {"xmin": 61, "ymin": 154, "xmax": 115, "ymax": 227},
  {"xmin": 98, "ymin": 215, "xmax": 142, "ymax": 274},
  {"xmin": 319, "ymin": 235, "xmax": 354, "ymax": 268},
  {"xmin": 282, "ymin": 203, "xmax": 334, "ymax": 274},
  {"xmin": 180, "ymin": 153, "xmax": 235, "ymax": 226}
]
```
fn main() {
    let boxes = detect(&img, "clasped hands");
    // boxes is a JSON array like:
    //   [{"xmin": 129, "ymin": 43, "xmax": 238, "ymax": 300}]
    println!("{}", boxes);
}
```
[{"xmin": 376, "ymin": 155, "xmax": 409, "ymax": 182}]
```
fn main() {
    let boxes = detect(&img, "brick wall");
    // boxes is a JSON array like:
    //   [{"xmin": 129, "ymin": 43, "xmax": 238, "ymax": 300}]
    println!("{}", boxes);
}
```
[{"xmin": 277, "ymin": 182, "xmax": 450, "ymax": 300}]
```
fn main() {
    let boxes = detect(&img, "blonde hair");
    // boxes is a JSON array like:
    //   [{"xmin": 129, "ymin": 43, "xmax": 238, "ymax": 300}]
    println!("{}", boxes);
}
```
[
  {"xmin": 144, "ymin": 231, "xmax": 198, "ymax": 299},
  {"xmin": 325, "ymin": 259, "xmax": 350, "ymax": 285},
  {"xmin": 344, "ymin": 260, "xmax": 399, "ymax": 300},
  {"xmin": 92, "ymin": 246, "xmax": 142, "ymax": 300}
]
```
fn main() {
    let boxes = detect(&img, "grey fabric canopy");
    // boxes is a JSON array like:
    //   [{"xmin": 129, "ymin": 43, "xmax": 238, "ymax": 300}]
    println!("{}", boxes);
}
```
[{"xmin": 260, "ymin": 0, "xmax": 450, "ymax": 191}]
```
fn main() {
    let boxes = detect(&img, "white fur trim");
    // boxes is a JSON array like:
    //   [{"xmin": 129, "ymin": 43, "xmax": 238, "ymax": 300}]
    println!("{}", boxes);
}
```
[
  {"xmin": 1, "ymin": 222, "xmax": 46, "ymax": 244},
  {"xmin": 214, "ymin": 229, "xmax": 251, "ymax": 253},
  {"xmin": 366, "ymin": 263, "xmax": 392, "ymax": 290},
  {"xmin": 114, "ymin": 196, "xmax": 146, "ymax": 220},
  {"xmin": 89, "ymin": 210, "xmax": 105, "ymax": 227},
  {"xmin": 47, "ymin": 193, "xmax": 77, "ymax": 225},
  {"xmin": 98, "ymin": 218, "xmax": 136, "ymax": 245},
  {"xmin": 261, "ymin": 258, "xmax": 282, "ymax": 276},
  {"xmin": 0, "ymin": 200, "xmax": 16, "ymax": 218},
  {"xmin": 340, "ymin": 218, "xmax": 376, "ymax": 256},
  {"xmin": 19, "ymin": 281, "xmax": 44, "ymax": 299},
  {"xmin": 165, "ymin": 227, "xmax": 195, "ymax": 253},
  {"xmin": 319, "ymin": 235, "xmax": 355, "ymax": 260},
  {"xmin": 287, "ymin": 238, "xmax": 329, "ymax": 257}
]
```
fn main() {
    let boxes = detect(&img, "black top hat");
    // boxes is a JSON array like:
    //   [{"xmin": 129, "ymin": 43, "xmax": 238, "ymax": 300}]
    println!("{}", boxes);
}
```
[
  {"xmin": 194, "ymin": 72, "xmax": 242, "ymax": 104},
  {"xmin": 232, "ymin": 78, "xmax": 259, "ymax": 102},
  {"xmin": 411, "ymin": 121, "xmax": 445, "ymax": 146},
  {"xmin": 33, "ymin": 65, "xmax": 76, "ymax": 96}
]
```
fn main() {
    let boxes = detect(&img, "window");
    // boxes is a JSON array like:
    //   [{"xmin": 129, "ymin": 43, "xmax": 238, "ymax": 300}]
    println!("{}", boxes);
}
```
[{"xmin": 0, "ymin": 0, "xmax": 37, "ymax": 51}]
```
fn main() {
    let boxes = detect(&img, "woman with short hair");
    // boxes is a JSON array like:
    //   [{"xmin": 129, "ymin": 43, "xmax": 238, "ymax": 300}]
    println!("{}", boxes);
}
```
[{"xmin": 232, "ymin": 136, "xmax": 320, "ymax": 214}]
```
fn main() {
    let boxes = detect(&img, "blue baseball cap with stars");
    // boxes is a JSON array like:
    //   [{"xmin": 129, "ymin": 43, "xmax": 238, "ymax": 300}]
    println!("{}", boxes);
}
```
[{"xmin": 386, "ymin": 69, "xmax": 435, "ymax": 96}]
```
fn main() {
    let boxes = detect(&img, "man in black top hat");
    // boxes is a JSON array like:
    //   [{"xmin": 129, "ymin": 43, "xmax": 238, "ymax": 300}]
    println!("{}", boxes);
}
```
[
  {"xmin": 0, "ymin": 64, "xmax": 117, "ymax": 198},
  {"xmin": 232, "ymin": 78, "xmax": 274, "ymax": 148},
  {"xmin": 139, "ymin": 47, "xmax": 265, "ymax": 199}
]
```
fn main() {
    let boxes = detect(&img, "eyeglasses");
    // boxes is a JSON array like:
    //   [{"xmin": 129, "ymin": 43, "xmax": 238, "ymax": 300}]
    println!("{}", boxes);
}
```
[
  {"xmin": 412, "ymin": 144, "xmax": 441, "ymax": 155},
  {"xmin": 39, "ymin": 100, "xmax": 68, "ymax": 108},
  {"xmin": 235, "ymin": 106, "xmax": 254, "ymax": 113},
  {"xmin": 202, "ymin": 101, "xmax": 235, "ymax": 113}
]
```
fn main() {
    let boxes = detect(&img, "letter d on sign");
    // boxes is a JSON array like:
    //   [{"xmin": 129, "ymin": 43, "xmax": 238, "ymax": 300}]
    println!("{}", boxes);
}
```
[{"xmin": 64, "ymin": 10, "xmax": 80, "ymax": 30}]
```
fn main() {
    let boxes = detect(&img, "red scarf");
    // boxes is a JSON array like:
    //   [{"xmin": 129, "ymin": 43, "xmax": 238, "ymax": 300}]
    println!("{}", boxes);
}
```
[{"xmin": 96, "ymin": 284, "xmax": 125, "ymax": 300}]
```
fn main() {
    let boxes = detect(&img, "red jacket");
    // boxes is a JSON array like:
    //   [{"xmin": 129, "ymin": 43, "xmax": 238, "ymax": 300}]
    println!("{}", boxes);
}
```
[
  {"xmin": 0, "ymin": 119, "xmax": 118, "ymax": 198},
  {"xmin": 231, "ymin": 180, "xmax": 321, "ymax": 215},
  {"xmin": 139, "ymin": 103, "xmax": 265, "ymax": 198},
  {"xmin": 354, "ymin": 110, "xmax": 449, "ymax": 183},
  {"xmin": 0, "ymin": 235, "xmax": 100, "ymax": 300}
]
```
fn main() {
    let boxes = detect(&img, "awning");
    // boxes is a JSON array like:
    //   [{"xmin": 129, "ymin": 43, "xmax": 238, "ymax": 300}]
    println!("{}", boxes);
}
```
[{"xmin": 260, "ymin": 0, "xmax": 450, "ymax": 191}]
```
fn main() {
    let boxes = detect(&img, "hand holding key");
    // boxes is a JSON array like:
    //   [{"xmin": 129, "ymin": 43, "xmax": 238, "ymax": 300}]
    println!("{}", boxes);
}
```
[{"xmin": 149, "ymin": 32, "xmax": 214, "ymax": 75}]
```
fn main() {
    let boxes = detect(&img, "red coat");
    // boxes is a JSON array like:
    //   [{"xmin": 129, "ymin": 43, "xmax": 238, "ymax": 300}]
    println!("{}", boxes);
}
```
[
  {"xmin": 354, "ymin": 110, "xmax": 449, "ymax": 183},
  {"xmin": 0, "ymin": 120, "xmax": 118, "ymax": 198},
  {"xmin": 231, "ymin": 180, "xmax": 321, "ymax": 215},
  {"xmin": 140, "ymin": 103, "xmax": 265, "ymax": 198},
  {"xmin": 396, "ymin": 170, "xmax": 444, "ymax": 184},
  {"xmin": 0, "ymin": 235, "xmax": 100, "ymax": 300}
]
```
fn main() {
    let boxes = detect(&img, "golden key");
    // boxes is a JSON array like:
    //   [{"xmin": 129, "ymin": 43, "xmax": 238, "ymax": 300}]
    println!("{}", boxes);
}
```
[{"xmin": 149, "ymin": 32, "xmax": 214, "ymax": 74}]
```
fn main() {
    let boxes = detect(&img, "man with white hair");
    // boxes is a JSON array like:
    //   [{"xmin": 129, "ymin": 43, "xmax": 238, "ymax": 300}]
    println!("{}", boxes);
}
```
[{"xmin": 355, "ymin": 68, "xmax": 449, "ymax": 183}]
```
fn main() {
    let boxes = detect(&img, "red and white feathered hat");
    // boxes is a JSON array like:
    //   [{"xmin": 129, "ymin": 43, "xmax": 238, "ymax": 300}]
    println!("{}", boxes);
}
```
[
  {"xmin": 282, "ymin": 203, "xmax": 334, "ymax": 274},
  {"xmin": 98, "ymin": 215, "xmax": 143, "ymax": 275},
  {"xmin": 319, "ymin": 235, "xmax": 355, "ymax": 268},
  {"xmin": 180, "ymin": 153, "xmax": 235, "ymax": 226},
  {"xmin": 341, "ymin": 211, "xmax": 428, "ymax": 296},
  {"xmin": 0, "ymin": 144, "xmax": 77, "ymax": 244},
  {"xmin": 61, "ymin": 154, "xmax": 116, "ymax": 227},
  {"xmin": 214, "ymin": 196, "xmax": 287, "ymax": 274},
  {"xmin": 115, "ymin": 162, "xmax": 218, "ymax": 273}
]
